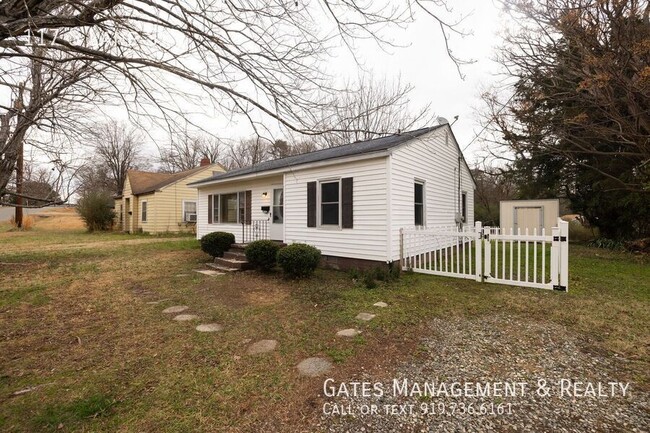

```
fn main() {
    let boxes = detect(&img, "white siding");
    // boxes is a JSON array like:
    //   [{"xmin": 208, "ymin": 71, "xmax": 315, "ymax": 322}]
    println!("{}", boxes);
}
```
[
  {"xmin": 284, "ymin": 157, "xmax": 389, "ymax": 262},
  {"xmin": 389, "ymin": 127, "xmax": 475, "ymax": 261},
  {"xmin": 196, "ymin": 176, "xmax": 283, "ymax": 242}
]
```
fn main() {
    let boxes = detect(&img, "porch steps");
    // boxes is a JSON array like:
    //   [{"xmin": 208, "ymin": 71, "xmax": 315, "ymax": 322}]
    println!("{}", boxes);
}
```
[{"xmin": 210, "ymin": 241, "xmax": 286, "ymax": 272}]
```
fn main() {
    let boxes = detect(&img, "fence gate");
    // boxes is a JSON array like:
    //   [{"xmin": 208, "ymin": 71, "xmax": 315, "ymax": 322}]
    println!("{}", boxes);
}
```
[{"xmin": 401, "ymin": 219, "xmax": 569, "ymax": 292}]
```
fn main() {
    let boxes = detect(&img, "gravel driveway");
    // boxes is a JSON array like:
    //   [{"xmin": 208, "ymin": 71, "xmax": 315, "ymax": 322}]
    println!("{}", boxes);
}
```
[{"xmin": 317, "ymin": 316, "xmax": 649, "ymax": 432}]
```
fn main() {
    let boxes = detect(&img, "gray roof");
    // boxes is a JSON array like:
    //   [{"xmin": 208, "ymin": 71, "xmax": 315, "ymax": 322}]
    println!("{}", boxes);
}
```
[{"xmin": 189, "ymin": 125, "xmax": 445, "ymax": 186}]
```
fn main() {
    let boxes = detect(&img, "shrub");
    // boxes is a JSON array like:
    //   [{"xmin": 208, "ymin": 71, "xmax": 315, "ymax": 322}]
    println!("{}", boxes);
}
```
[
  {"xmin": 362, "ymin": 272, "xmax": 378, "ymax": 289},
  {"xmin": 9, "ymin": 215, "xmax": 34, "ymax": 231},
  {"xmin": 200, "ymin": 231, "xmax": 235, "ymax": 257},
  {"xmin": 245, "ymin": 240, "xmax": 281, "ymax": 271},
  {"xmin": 587, "ymin": 237, "xmax": 625, "ymax": 250},
  {"xmin": 277, "ymin": 243, "xmax": 321, "ymax": 278},
  {"xmin": 77, "ymin": 192, "xmax": 115, "ymax": 232}
]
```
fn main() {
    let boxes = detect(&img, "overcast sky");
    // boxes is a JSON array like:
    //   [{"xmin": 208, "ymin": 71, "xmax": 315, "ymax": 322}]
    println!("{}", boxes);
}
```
[{"xmin": 6, "ymin": 0, "xmax": 508, "ymax": 171}]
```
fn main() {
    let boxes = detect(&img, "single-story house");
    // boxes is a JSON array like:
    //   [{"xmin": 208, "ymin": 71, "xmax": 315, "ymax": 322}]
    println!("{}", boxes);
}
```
[
  {"xmin": 116, "ymin": 158, "xmax": 225, "ymax": 234},
  {"xmin": 189, "ymin": 124, "xmax": 475, "ymax": 269}
]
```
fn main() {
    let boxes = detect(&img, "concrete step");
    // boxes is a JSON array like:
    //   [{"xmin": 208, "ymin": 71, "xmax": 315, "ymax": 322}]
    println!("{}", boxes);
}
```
[
  {"xmin": 214, "ymin": 256, "xmax": 251, "ymax": 270},
  {"xmin": 224, "ymin": 250, "xmax": 247, "ymax": 260},
  {"xmin": 206, "ymin": 263, "xmax": 238, "ymax": 273},
  {"xmin": 230, "ymin": 243, "xmax": 248, "ymax": 252}
]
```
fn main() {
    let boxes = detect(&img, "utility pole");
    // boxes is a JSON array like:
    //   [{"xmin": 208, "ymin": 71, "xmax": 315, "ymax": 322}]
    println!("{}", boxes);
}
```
[{"xmin": 14, "ymin": 138, "xmax": 23, "ymax": 228}]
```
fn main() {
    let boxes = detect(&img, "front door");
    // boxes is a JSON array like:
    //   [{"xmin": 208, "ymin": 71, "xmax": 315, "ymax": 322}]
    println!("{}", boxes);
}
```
[{"xmin": 270, "ymin": 187, "xmax": 284, "ymax": 241}]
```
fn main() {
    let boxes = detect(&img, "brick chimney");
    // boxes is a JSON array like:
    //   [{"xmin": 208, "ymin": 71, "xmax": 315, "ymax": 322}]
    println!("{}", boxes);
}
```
[{"xmin": 200, "ymin": 157, "xmax": 210, "ymax": 167}]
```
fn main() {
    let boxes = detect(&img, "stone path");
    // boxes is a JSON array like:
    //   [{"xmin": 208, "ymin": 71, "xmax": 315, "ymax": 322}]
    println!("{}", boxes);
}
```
[
  {"xmin": 194, "ymin": 269, "xmax": 225, "ymax": 276},
  {"xmin": 162, "ymin": 305, "xmax": 188, "ymax": 314},
  {"xmin": 336, "ymin": 329, "xmax": 361, "ymax": 338},
  {"xmin": 297, "ymin": 357, "xmax": 333, "ymax": 377},
  {"xmin": 246, "ymin": 339, "xmax": 278, "ymax": 355},
  {"xmin": 196, "ymin": 323, "xmax": 223, "ymax": 332},
  {"xmin": 355, "ymin": 312, "xmax": 376, "ymax": 321},
  {"xmin": 173, "ymin": 314, "xmax": 199, "ymax": 321},
  {"xmin": 155, "ymin": 293, "xmax": 390, "ymax": 378}
]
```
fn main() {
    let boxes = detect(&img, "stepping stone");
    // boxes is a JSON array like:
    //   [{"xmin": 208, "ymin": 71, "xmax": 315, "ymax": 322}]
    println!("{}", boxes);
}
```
[
  {"xmin": 173, "ymin": 314, "xmax": 199, "ymax": 321},
  {"xmin": 373, "ymin": 302, "xmax": 388, "ymax": 308},
  {"xmin": 336, "ymin": 328, "xmax": 361, "ymax": 338},
  {"xmin": 175, "ymin": 274, "xmax": 190, "ymax": 277},
  {"xmin": 355, "ymin": 312, "xmax": 376, "ymax": 321},
  {"xmin": 146, "ymin": 299, "xmax": 170, "ymax": 305},
  {"xmin": 246, "ymin": 339, "xmax": 278, "ymax": 355},
  {"xmin": 196, "ymin": 323, "xmax": 223, "ymax": 332},
  {"xmin": 297, "ymin": 357, "xmax": 333, "ymax": 377},
  {"xmin": 194, "ymin": 270, "xmax": 224, "ymax": 276},
  {"xmin": 162, "ymin": 305, "xmax": 188, "ymax": 314}
]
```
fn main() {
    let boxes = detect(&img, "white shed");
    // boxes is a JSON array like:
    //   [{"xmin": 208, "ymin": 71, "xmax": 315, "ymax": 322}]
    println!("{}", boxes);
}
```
[{"xmin": 499, "ymin": 199, "xmax": 560, "ymax": 235}]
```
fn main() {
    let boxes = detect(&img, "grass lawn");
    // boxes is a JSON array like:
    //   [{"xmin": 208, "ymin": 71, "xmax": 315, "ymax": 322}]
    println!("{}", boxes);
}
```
[{"xmin": 0, "ymin": 222, "xmax": 648, "ymax": 432}]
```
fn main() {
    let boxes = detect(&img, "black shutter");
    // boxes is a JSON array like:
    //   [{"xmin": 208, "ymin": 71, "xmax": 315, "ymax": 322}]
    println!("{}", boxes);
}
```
[
  {"xmin": 307, "ymin": 181, "xmax": 316, "ymax": 227},
  {"xmin": 208, "ymin": 194, "xmax": 213, "ymax": 224},
  {"xmin": 245, "ymin": 190, "xmax": 252, "ymax": 225},
  {"xmin": 342, "ymin": 177, "xmax": 353, "ymax": 229}
]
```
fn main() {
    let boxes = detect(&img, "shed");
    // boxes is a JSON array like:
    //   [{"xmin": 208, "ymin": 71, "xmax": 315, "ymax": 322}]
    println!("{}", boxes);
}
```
[{"xmin": 499, "ymin": 199, "xmax": 560, "ymax": 235}]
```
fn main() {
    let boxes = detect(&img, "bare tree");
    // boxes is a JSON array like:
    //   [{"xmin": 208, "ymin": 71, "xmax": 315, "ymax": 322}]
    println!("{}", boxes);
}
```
[
  {"xmin": 158, "ymin": 134, "xmax": 225, "ymax": 173},
  {"xmin": 89, "ymin": 121, "xmax": 143, "ymax": 196},
  {"xmin": 269, "ymin": 139, "xmax": 319, "ymax": 159},
  {"xmin": 226, "ymin": 138, "xmax": 271, "ymax": 170},
  {"xmin": 0, "ymin": 42, "xmax": 99, "ymax": 208},
  {"xmin": 314, "ymin": 76, "xmax": 437, "ymax": 147}
]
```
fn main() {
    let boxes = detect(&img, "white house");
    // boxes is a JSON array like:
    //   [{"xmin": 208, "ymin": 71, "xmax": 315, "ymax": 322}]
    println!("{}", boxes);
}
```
[{"xmin": 189, "ymin": 124, "xmax": 475, "ymax": 269}]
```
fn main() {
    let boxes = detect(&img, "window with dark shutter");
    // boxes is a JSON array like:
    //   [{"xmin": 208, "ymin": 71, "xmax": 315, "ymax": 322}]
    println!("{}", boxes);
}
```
[
  {"xmin": 414, "ymin": 182, "xmax": 425, "ymax": 226},
  {"xmin": 307, "ymin": 181, "xmax": 316, "ymax": 227},
  {"xmin": 208, "ymin": 195, "xmax": 213, "ymax": 224},
  {"xmin": 341, "ymin": 177, "xmax": 353, "ymax": 228}
]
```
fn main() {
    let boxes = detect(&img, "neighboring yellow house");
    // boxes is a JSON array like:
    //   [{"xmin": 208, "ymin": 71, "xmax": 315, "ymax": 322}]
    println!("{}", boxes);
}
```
[{"xmin": 115, "ymin": 160, "xmax": 225, "ymax": 234}]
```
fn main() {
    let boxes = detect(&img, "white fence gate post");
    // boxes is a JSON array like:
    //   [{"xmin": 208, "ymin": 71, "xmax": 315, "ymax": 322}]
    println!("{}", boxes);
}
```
[
  {"xmin": 550, "ymin": 225, "xmax": 560, "ymax": 290},
  {"xmin": 559, "ymin": 218, "xmax": 569, "ymax": 292},
  {"xmin": 483, "ymin": 226, "xmax": 491, "ymax": 280},
  {"xmin": 475, "ymin": 221, "xmax": 483, "ymax": 282}
]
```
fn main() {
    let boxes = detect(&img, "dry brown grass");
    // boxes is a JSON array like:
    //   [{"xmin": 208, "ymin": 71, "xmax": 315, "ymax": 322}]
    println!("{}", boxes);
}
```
[{"xmin": 0, "ymin": 231, "xmax": 647, "ymax": 433}]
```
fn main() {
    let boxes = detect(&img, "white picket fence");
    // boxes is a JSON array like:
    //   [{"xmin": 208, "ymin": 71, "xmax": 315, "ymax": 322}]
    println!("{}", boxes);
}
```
[{"xmin": 400, "ymin": 219, "xmax": 569, "ymax": 291}]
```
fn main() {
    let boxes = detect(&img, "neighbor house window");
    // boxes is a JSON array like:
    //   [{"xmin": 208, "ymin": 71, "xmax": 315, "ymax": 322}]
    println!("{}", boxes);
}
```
[
  {"xmin": 183, "ymin": 201, "xmax": 197, "ymax": 222},
  {"xmin": 141, "ymin": 201, "xmax": 148, "ymax": 223},
  {"xmin": 220, "ymin": 193, "xmax": 238, "ymax": 223},
  {"xmin": 414, "ymin": 182, "xmax": 424, "ymax": 226},
  {"xmin": 461, "ymin": 192, "xmax": 467, "ymax": 222},
  {"xmin": 320, "ymin": 180, "xmax": 340, "ymax": 226},
  {"xmin": 211, "ymin": 195, "xmax": 219, "ymax": 223}
]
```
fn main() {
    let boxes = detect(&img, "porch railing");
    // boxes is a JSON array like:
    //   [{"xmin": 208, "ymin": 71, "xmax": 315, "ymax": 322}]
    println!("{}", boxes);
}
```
[{"xmin": 242, "ymin": 219, "xmax": 269, "ymax": 243}]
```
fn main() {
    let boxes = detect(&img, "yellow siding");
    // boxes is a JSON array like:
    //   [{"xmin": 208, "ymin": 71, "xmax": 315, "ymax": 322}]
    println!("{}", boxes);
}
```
[{"xmin": 117, "ymin": 164, "xmax": 224, "ymax": 234}]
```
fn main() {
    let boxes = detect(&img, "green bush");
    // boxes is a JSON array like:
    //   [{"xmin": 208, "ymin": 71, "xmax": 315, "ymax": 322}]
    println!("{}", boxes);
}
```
[
  {"xmin": 77, "ymin": 191, "xmax": 116, "ymax": 232},
  {"xmin": 277, "ymin": 243, "xmax": 321, "ymax": 278},
  {"xmin": 245, "ymin": 240, "xmax": 281, "ymax": 271},
  {"xmin": 200, "ymin": 231, "xmax": 235, "ymax": 257}
]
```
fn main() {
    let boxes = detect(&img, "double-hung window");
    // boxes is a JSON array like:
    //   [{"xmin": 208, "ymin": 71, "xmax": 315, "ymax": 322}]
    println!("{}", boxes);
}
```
[
  {"xmin": 414, "ymin": 182, "xmax": 425, "ymax": 226},
  {"xmin": 141, "ymin": 201, "xmax": 148, "ymax": 223},
  {"xmin": 320, "ymin": 180, "xmax": 340, "ymax": 226}
]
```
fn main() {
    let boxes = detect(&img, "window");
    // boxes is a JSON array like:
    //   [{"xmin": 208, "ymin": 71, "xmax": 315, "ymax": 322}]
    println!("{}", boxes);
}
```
[
  {"xmin": 183, "ymin": 201, "xmax": 197, "ymax": 222},
  {"xmin": 220, "ymin": 193, "xmax": 238, "ymax": 223},
  {"xmin": 273, "ymin": 188, "xmax": 284, "ymax": 224},
  {"xmin": 238, "ymin": 191, "xmax": 246, "ymax": 224},
  {"xmin": 141, "ymin": 201, "xmax": 148, "ymax": 223},
  {"xmin": 320, "ymin": 181, "xmax": 340, "ymax": 226},
  {"xmin": 414, "ymin": 182, "xmax": 424, "ymax": 226},
  {"xmin": 212, "ymin": 195, "xmax": 219, "ymax": 223},
  {"xmin": 461, "ymin": 192, "xmax": 467, "ymax": 222}
]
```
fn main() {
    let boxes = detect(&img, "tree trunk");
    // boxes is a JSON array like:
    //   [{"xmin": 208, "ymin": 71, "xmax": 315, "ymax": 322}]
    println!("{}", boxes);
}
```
[{"xmin": 14, "ymin": 138, "xmax": 23, "ymax": 227}]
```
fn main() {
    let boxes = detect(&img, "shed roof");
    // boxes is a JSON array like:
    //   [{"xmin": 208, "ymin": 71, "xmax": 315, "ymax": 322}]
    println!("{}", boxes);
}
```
[{"xmin": 189, "ymin": 125, "xmax": 445, "ymax": 186}]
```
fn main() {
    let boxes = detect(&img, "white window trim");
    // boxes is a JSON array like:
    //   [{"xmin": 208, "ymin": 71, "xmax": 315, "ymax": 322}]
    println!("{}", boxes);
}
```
[
  {"xmin": 141, "ymin": 200, "xmax": 148, "ymax": 223},
  {"xmin": 318, "ymin": 178, "xmax": 342, "ymax": 229},
  {"xmin": 461, "ymin": 191, "xmax": 467, "ymax": 222},
  {"xmin": 182, "ymin": 200, "xmax": 197, "ymax": 223},
  {"xmin": 211, "ymin": 191, "xmax": 247, "ymax": 225},
  {"xmin": 414, "ymin": 180, "xmax": 426, "ymax": 227}
]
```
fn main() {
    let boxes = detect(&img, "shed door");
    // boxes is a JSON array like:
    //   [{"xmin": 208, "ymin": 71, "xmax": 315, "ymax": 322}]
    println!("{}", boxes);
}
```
[{"xmin": 514, "ymin": 206, "xmax": 543, "ymax": 234}]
